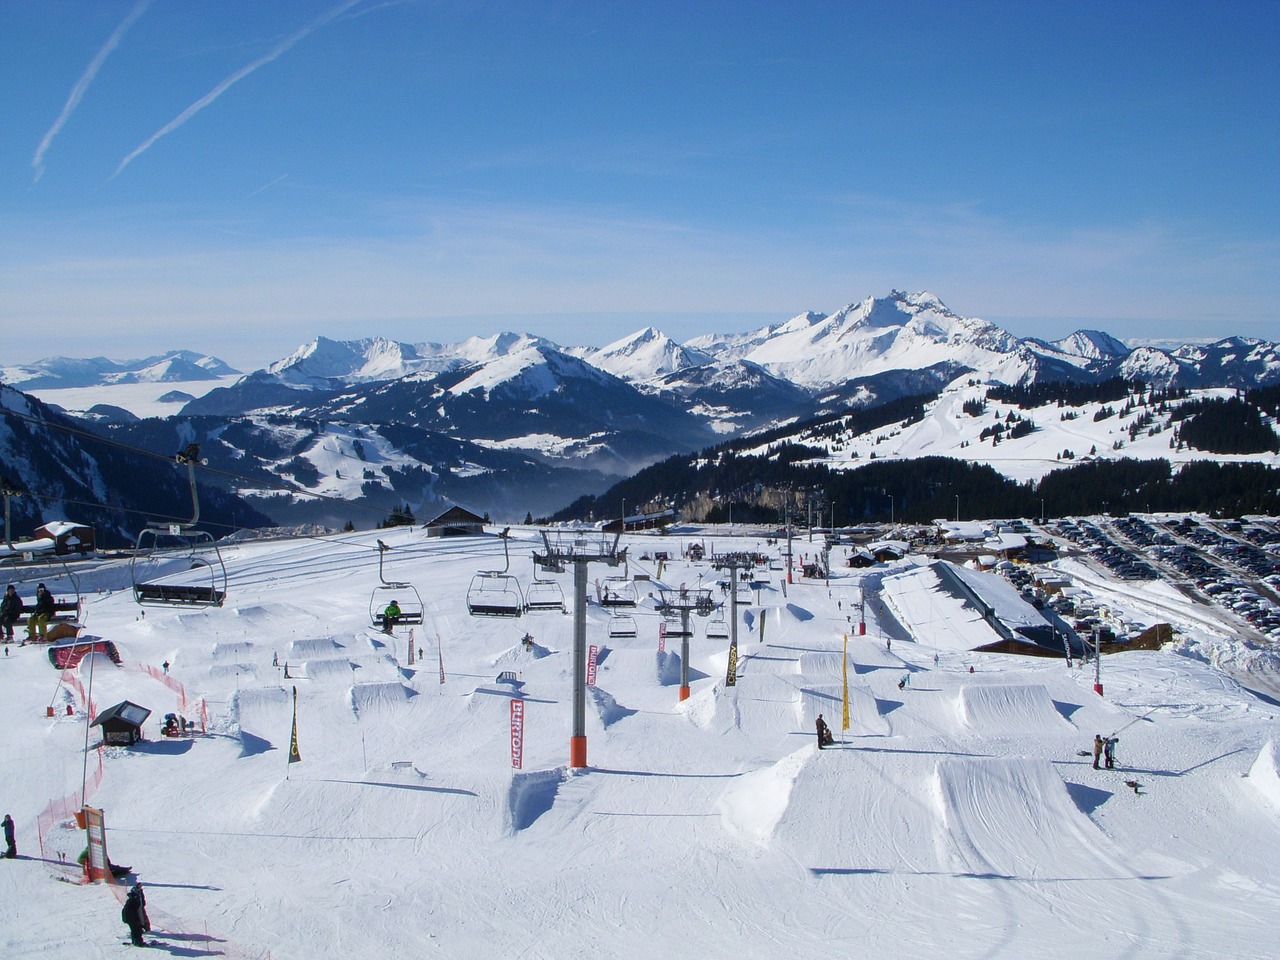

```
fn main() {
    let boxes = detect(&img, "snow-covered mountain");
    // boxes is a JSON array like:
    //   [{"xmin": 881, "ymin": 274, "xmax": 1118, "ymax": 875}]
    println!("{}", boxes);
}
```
[
  {"xmin": 1, "ymin": 350, "xmax": 237, "ymax": 390},
  {"xmin": 10, "ymin": 290, "xmax": 1277, "ymax": 525}
]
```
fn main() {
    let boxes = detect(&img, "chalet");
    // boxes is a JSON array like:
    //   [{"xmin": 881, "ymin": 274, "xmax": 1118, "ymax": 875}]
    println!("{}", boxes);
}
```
[
  {"xmin": 423, "ymin": 505, "xmax": 487, "ymax": 538},
  {"xmin": 34, "ymin": 520, "xmax": 95, "ymax": 555}
]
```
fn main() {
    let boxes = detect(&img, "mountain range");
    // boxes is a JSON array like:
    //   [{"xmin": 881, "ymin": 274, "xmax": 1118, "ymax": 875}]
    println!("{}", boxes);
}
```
[{"xmin": 4, "ymin": 291, "xmax": 1278, "ymax": 530}]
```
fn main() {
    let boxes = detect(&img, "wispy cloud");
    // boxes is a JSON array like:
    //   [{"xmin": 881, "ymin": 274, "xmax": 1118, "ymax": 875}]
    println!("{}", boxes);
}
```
[
  {"xmin": 112, "ymin": 0, "xmax": 365, "ymax": 178},
  {"xmin": 31, "ymin": 0, "xmax": 152, "ymax": 183}
]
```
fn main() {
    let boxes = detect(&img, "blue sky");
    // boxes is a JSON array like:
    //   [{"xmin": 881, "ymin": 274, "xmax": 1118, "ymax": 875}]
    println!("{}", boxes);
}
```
[{"xmin": 2, "ymin": 0, "xmax": 1277, "ymax": 371}]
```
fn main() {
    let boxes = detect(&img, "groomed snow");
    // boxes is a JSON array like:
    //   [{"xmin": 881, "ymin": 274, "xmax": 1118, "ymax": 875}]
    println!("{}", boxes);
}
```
[{"xmin": 0, "ymin": 526, "xmax": 1277, "ymax": 958}]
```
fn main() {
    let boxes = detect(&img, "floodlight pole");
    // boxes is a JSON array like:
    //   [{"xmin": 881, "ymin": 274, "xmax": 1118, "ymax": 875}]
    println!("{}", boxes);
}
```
[{"xmin": 535, "ymin": 532, "xmax": 622, "ymax": 769}]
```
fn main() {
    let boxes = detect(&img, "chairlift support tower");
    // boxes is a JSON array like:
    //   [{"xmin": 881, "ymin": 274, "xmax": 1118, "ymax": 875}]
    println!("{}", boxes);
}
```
[
  {"xmin": 658, "ymin": 585, "xmax": 714, "ymax": 702},
  {"xmin": 712, "ymin": 553, "xmax": 754, "ymax": 687},
  {"xmin": 534, "ymin": 531, "xmax": 624, "ymax": 769}
]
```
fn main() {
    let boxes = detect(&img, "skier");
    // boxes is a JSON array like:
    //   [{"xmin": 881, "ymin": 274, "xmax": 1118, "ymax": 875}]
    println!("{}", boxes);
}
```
[
  {"xmin": 1104, "ymin": 736, "xmax": 1118, "ymax": 770},
  {"xmin": 2, "ymin": 813, "xmax": 14, "ymax": 858},
  {"xmin": 25, "ymin": 583, "xmax": 56, "ymax": 642},
  {"xmin": 0, "ymin": 584, "xmax": 22, "ymax": 642},
  {"xmin": 1092, "ymin": 734, "xmax": 1104, "ymax": 770},
  {"xmin": 815, "ymin": 714, "xmax": 833, "ymax": 749},
  {"xmin": 382, "ymin": 599, "xmax": 402, "ymax": 634},
  {"xmin": 133, "ymin": 883, "xmax": 151, "ymax": 934},
  {"xmin": 122, "ymin": 884, "xmax": 147, "ymax": 946},
  {"xmin": 161, "ymin": 661, "xmax": 169, "ymax": 675}
]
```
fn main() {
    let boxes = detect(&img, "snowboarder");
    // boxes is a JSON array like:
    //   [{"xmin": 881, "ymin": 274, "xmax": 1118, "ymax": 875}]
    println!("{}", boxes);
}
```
[
  {"xmin": 161, "ymin": 661, "xmax": 169, "ymax": 675},
  {"xmin": 0, "ymin": 584, "xmax": 22, "ymax": 641},
  {"xmin": 1104, "ymin": 736, "xmax": 1118, "ymax": 769},
  {"xmin": 815, "ymin": 714, "xmax": 833, "ymax": 749},
  {"xmin": 133, "ymin": 883, "xmax": 151, "ymax": 933},
  {"xmin": 933, "ymin": 652, "xmax": 940, "ymax": 666},
  {"xmin": 382, "ymin": 599, "xmax": 402, "ymax": 634},
  {"xmin": 1092, "ymin": 734, "xmax": 1104, "ymax": 770},
  {"xmin": 25, "ymin": 583, "xmax": 56, "ymax": 642},
  {"xmin": 2, "ymin": 813, "xmax": 15, "ymax": 858},
  {"xmin": 122, "ymin": 884, "xmax": 147, "ymax": 946},
  {"xmin": 272, "ymin": 652, "xmax": 279, "ymax": 667}
]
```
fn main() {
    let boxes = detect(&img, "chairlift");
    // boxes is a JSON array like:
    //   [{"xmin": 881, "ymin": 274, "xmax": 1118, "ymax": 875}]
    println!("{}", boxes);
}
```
[
  {"xmin": 467, "ymin": 528, "xmax": 525, "ymax": 618},
  {"xmin": 130, "ymin": 444, "xmax": 227, "ymax": 607},
  {"xmin": 599, "ymin": 576, "xmax": 637, "ymax": 608},
  {"xmin": 607, "ymin": 614, "xmax": 637, "ymax": 638},
  {"xmin": 368, "ymin": 540, "xmax": 425, "ymax": 629}
]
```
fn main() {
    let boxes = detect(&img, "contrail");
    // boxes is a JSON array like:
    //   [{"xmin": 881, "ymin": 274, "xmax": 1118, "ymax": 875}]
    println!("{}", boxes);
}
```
[
  {"xmin": 113, "ymin": 0, "xmax": 365, "ymax": 178},
  {"xmin": 32, "ymin": 0, "xmax": 152, "ymax": 183}
]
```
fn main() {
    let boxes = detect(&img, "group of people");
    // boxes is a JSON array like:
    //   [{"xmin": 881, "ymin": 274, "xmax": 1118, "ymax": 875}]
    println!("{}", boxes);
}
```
[
  {"xmin": 0, "ymin": 583, "xmax": 57, "ymax": 642},
  {"xmin": 1093, "ymin": 734, "xmax": 1119, "ymax": 769}
]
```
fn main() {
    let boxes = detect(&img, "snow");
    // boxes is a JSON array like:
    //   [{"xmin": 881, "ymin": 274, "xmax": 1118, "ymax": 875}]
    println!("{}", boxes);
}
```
[
  {"xmin": 1, "ymin": 525, "xmax": 1278, "ymax": 958},
  {"xmin": 24, "ymin": 375, "xmax": 242, "ymax": 419}
]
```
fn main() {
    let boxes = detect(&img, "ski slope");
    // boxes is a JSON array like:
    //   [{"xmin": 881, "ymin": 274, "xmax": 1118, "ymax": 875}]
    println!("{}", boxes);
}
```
[{"xmin": 0, "ymin": 525, "xmax": 1277, "ymax": 958}]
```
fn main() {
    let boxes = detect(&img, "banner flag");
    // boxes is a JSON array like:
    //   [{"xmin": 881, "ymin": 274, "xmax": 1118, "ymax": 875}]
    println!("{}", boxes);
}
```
[
  {"xmin": 658, "ymin": 621, "xmax": 667, "ymax": 653},
  {"xmin": 407, "ymin": 628, "xmax": 415, "ymax": 665},
  {"xmin": 437, "ymin": 634, "xmax": 446, "ymax": 685},
  {"xmin": 510, "ymin": 699, "xmax": 525, "ymax": 769},
  {"xmin": 288, "ymin": 686, "xmax": 302, "ymax": 764},
  {"xmin": 587, "ymin": 644, "xmax": 599, "ymax": 686},
  {"xmin": 760, "ymin": 609, "xmax": 767, "ymax": 643},
  {"xmin": 726, "ymin": 638, "xmax": 738, "ymax": 687},
  {"xmin": 841, "ymin": 634, "xmax": 850, "ymax": 732}
]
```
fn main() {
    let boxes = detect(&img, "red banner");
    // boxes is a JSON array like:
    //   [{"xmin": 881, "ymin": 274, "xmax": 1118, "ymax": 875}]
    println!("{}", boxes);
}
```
[
  {"xmin": 586, "ymin": 644, "xmax": 599, "ymax": 686},
  {"xmin": 509, "ymin": 699, "xmax": 525, "ymax": 769}
]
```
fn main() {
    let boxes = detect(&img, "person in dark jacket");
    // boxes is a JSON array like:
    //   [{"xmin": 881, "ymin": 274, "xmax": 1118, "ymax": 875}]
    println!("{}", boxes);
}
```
[
  {"xmin": 2, "ymin": 813, "xmax": 15, "ymax": 858},
  {"xmin": 25, "ymin": 583, "xmax": 56, "ymax": 641},
  {"xmin": 815, "ymin": 714, "xmax": 833, "ymax": 749},
  {"xmin": 0, "ymin": 585, "xmax": 22, "ymax": 641},
  {"xmin": 122, "ymin": 885, "xmax": 147, "ymax": 946},
  {"xmin": 1104, "ymin": 736, "xmax": 1118, "ymax": 769}
]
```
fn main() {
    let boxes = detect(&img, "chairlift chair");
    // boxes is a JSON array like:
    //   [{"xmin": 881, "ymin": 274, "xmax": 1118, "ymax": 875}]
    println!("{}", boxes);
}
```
[
  {"xmin": 706, "ymin": 612, "xmax": 729, "ymax": 639},
  {"xmin": 599, "ymin": 576, "xmax": 637, "ymax": 608},
  {"xmin": 525, "ymin": 558, "xmax": 566, "ymax": 613},
  {"xmin": 607, "ymin": 613, "xmax": 637, "ymax": 638},
  {"xmin": 130, "ymin": 445, "xmax": 227, "ymax": 607},
  {"xmin": 0, "ymin": 552, "xmax": 84, "ymax": 626},
  {"xmin": 368, "ymin": 540, "xmax": 425, "ymax": 629},
  {"xmin": 467, "ymin": 529, "xmax": 525, "ymax": 617}
]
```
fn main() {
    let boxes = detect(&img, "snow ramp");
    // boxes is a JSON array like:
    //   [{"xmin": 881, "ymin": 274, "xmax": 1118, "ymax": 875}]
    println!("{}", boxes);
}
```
[
  {"xmin": 289, "ymin": 636, "xmax": 342, "ymax": 658},
  {"xmin": 301, "ymin": 658, "xmax": 356, "ymax": 682},
  {"xmin": 797, "ymin": 683, "xmax": 890, "ymax": 736},
  {"xmin": 957, "ymin": 683, "xmax": 1072, "ymax": 734},
  {"xmin": 347, "ymin": 681, "xmax": 413, "ymax": 717},
  {"xmin": 933, "ymin": 757, "xmax": 1127, "ymax": 880},
  {"xmin": 718, "ymin": 746, "xmax": 810, "ymax": 845},
  {"xmin": 1247, "ymin": 740, "xmax": 1280, "ymax": 813}
]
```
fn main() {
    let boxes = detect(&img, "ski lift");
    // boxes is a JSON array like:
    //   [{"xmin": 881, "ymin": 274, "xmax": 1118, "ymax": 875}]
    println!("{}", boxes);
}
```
[
  {"xmin": 130, "ymin": 444, "xmax": 227, "ymax": 607},
  {"xmin": 607, "ymin": 614, "xmax": 637, "ymax": 638},
  {"xmin": 467, "ymin": 529, "xmax": 525, "ymax": 618},
  {"xmin": 599, "ymin": 576, "xmax": 637, "ymax": 608},
  {"xmin": 368, "ymin": 539, "xmax": 425, "ymax": 629}
]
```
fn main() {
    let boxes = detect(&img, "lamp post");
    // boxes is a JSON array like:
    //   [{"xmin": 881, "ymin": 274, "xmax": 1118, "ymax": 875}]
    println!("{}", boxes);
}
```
[{"xmin": 955, "ymin": 495, "xmax": 960, "ymax": 523}]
